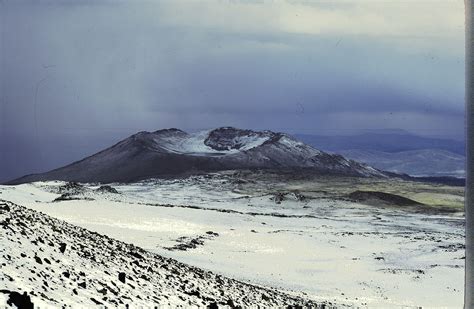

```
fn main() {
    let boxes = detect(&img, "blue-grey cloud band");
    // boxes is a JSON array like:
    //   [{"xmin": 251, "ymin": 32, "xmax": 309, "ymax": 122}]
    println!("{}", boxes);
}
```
[{"xmin": 0, "ymin": 0, "xmax": 465, "ymax": 181}]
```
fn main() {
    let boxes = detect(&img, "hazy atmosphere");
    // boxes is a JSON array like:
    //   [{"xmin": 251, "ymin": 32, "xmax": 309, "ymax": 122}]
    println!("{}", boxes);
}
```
[
  {"xmin": 0, "ymin": 0, "xmax": 465, "ymax": 181},
  {"xmin": 0, "ymin": 2, "xmax": 467, "ymax": 307}
]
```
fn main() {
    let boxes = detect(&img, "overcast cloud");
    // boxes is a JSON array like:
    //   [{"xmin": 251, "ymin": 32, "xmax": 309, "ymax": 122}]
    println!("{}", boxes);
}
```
[{"xmin": 0, "ymin": 0, "xmax": 465, "ymax": 181}]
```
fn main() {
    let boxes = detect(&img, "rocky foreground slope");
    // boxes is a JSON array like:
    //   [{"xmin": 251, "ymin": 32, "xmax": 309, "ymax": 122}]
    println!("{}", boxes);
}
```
[
  {"xmin": 0, "ymin": 200, "xmax": 329, "ymax": 308},
  {"xmin": 8, "ymin": 127, "xmax": 384, "ymax": 184}
]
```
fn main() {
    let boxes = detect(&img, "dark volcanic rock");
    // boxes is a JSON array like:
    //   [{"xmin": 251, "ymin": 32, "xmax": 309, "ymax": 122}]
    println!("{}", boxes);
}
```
[
  {"xmin": 90, "ymin": 297, "xmax": 103, "ymax": 305},
  {"xmin": 0, "ymin": 290, "xmax": 34, "ymax": 309},
  {"xmin": 347, "ymin": 191, "xmax": 423, "ymax": 207},
  {"xmin": 34, "ymin": 256, "xmax": 43, "ymax": 265},
  {"xmin": 0, "ymin": 203, "xmax": 10, "ymax": 212},
  {"xmin": 53, "ymin": 193, "xmax": 93, "ymax": 202},
  {"xmin": 58, "ymin": 182, "xmax": 85, "ymax": 194},
  {"xmin": 96, "ymin": 186, "xmax": 119, "ymax": 194},
  {"xmin": 59, "ymin": 243, "xmax": 67, "ymax": 254},
  {"xmin": 208, "ymin": 302, "xmax": 219, "ymax": 309},
  {"xmin": 118, "ymin": 272, "xmax": 126, "ymax": 283},
  {"xmin": 164, "ymin": 232, "xmax": 220, "ymax": 251}
]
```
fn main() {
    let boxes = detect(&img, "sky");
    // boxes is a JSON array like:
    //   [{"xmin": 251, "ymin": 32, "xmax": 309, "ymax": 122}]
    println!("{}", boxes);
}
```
[{"xmin": 0, "ymin": 0, "xmax": 466, "ymax": 181}]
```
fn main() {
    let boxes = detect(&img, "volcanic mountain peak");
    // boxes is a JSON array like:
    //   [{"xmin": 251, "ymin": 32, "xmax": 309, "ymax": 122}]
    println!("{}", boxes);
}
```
[
  {"xmin": 7, "ymin": 127, "xmax": 385, "ymax": 184},
  {"xmin": 131, "ymin": 127, "xmax": 291, "ymax": 156},
  {"xmin": 204, "ymin": 127, "xmax": 275, "ymax": 152}
]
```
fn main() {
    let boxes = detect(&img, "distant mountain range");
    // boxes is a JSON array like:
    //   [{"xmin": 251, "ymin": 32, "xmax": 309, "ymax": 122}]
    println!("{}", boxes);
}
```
[
  {"xmin": 338, "ymin": 149, "xmax": 465, "ymax": 178},
  {"xmin": 295, "ymin": 132, "xmax": 465, "ymax": 155},
  {"xmin": 7, "ymin": 127, "xmax": 384, "ymax": 184},
  {"xmin": 295, "ymin": 132, "xmax": 465, "ymax": 178}
]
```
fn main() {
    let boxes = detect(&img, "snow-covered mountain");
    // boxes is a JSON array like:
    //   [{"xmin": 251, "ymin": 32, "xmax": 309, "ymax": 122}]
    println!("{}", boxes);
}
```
[
  {"xmin": 339, "ymin": 149, "xmax": 465, "ymax": 178},
  {"xmin": 8, "ymin": 127, "xmax": 384, "ymax": 184},
  {"xmin": 295, "ymin": 132, "xmax": 465, "ymax": 155}
]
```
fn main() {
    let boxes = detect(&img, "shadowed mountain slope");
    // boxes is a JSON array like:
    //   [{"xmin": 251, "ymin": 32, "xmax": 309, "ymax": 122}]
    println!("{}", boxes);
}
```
[{"xmin": 8, "ymin": 127, "xmax": 384, "ymax": 184}]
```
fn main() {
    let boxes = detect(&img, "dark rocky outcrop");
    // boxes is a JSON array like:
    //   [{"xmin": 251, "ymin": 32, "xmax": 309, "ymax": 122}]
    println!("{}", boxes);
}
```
[
  {"xmin": 347, "ymin": 191, "xmax": 423, "ymax": 207},
  {"xmin": 0, "ymin": 290, "xmax": 34, "ymax": 309},
  {"xmin": 96, "ymin": 186, "xmax": 119, "ymax": 194}
]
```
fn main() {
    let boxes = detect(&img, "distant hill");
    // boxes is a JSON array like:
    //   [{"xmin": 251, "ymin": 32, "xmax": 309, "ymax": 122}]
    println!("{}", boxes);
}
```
[
  {"xmin": 339, "ymin": 149, "xmax": 465, "ymax": 178},
  {"xmin": 294, "ymin": 133, "xmax": 465, "ymax": 155},
  {"xmin": 7, "ymin": 127, "xmax": 384, "ymax": 184},
  {"xmin": 294, "ymin": 132, "xmax": 465, "ymax": 178}
]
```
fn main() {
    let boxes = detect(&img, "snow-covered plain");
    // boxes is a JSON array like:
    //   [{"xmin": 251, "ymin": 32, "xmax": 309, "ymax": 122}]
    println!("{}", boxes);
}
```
[{"xmin": 0, "ymin": 173, "xmax": 465, "ymax": 308}]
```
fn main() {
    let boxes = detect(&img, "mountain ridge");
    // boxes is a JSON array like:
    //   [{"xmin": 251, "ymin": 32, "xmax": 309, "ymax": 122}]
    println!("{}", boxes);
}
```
[
  {"xmin": 7, "ymin": 127, "xmax": 384, "ymax": 184},
  {"xmin": 338, "ymin": 149, "xmax": 465, "ymax": 178},
  {"xmin": 295, "ymin": 132, "xmax": 465, "ymax": 155}
]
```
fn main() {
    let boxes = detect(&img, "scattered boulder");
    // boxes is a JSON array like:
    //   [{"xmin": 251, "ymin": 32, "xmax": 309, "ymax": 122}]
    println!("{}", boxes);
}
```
[
  {"xmin": 0, "ymin": 290, "xmax": 34, "ymax": 309},
  {"xmin": 186, "ymin": 289, "xmax": 200, "ymax": 297},
  {"xmin": 130, "ymin": 251, "xmax": 144, "ymax": 260},
  {"xmin": 34, "ymin": 255, "xmax": 43, "ymax": 265},
  {"xmin": 59, "ymin": 243, "xmax": 67, "ymax": 254},
  {"xmin": 118, "ymin": 272, "xmax": 126, "ymax": 283},
  {"xmin": 90, "ymin": 297, "xmax": 103, "ymax": 305},
  {"xmin": 208, "ymin": 302, "xmax": 219, "ymax": 309},
  {"xmin": 0, "ymin": 203, "xmax": 11, "ymax": 212}
]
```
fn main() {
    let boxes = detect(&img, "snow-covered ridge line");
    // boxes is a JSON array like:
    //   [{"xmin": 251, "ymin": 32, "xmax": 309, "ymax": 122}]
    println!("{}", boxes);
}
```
[
  {"xmin": 148, "ymin": 127, "xmax": 281, "ymax": 155},
  {"xmin": 134, "ymin": 127, "xmax": 319, "ymax": 156}
]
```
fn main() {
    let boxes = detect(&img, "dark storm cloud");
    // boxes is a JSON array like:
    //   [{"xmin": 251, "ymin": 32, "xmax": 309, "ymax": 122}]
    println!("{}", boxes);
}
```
[
  {"xmin": 144, "ymin": 33, "xmax": 463, "ymax": 116},
  {"xmin": 0, "ymin": 0, "xmax": 465, "ymax": 181}
]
